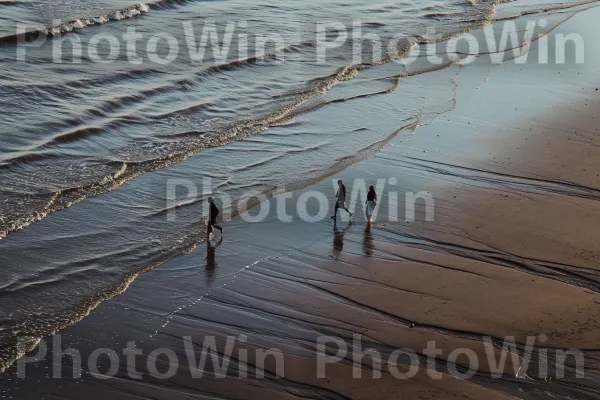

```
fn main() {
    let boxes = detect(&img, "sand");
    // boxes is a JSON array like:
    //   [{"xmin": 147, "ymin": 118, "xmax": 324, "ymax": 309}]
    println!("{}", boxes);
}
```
[{"xmin": 3, "ymin": 4, "xmax": 600, "ymax": 400}]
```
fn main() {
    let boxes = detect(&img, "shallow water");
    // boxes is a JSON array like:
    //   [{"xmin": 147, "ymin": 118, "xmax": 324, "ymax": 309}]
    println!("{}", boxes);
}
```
[{"xmin": 0, "ymin": 0, "xmax": 596, "ymax": 377}]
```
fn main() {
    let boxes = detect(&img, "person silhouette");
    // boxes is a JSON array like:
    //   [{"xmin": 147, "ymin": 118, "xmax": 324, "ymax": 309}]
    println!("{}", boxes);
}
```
[
  {"xmin": 205, "ymin": 237, "xmax": 223, "ymax": 285},
  {"xmin": 331, "ymin": 180, "xmax": 353, "ymax": 221},
  {"xmin": 207, "ymin": 197, "xmax": 223, "ymax": 236},
  {"xmin": 365, "ymin": 185, "xmax": 377, "ymax": 223}
]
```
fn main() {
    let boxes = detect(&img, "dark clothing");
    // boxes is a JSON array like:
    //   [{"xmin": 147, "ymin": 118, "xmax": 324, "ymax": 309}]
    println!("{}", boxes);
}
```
[
  {"xmin": 333, "ymin": 184, "xmax": 352, "ymax": 219},
  {"xmin": 367, "ymin": 190, "xmax": 377, "ymax": 202},
  {"xmin": 208, "ymin": 202, "xmax": 222, "ymax": 234},
  {"xmin": 335, "ymin": 184, "xmax": 347, "ymax": 204},
  {"xmin": 209, "ymin": 202, "xmax": 220, "ymax": 221}
]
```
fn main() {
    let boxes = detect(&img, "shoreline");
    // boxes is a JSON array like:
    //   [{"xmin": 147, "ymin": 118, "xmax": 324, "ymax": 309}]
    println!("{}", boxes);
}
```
[
  {"xmin": 2, "ymin": 3, "xmax": 600, "ymax": 399},
  {"xmin": 1, "ymin": 0, "xmax": 597, "ymax": 239}
]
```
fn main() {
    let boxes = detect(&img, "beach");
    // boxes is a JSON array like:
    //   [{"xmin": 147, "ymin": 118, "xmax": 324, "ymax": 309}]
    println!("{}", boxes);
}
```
[{"xmin": 2, "ymin": 0, "xmax": 600, "ymax": 399}]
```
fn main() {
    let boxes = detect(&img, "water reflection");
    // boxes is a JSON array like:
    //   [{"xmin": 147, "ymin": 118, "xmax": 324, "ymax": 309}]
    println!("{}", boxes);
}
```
[
  {"xmin": 205, "ymin": 237, "xmax": 223, "ymax": 285},
  {"xmin": 332, "ymin": 221, "xmax": 351, "ymax": 260},
  {"xmin": 363, "ymin": 224, "xmax": 374, "ymax": 256}
]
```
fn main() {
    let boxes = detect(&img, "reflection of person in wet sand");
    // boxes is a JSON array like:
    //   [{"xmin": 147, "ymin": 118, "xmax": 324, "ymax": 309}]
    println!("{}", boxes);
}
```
[
  {"xmin": 331, "ymin": 221, "xmax": 351, "ymax": 260},
  {"xmin": 205, "ymin": 237, "xmax": 223, "ymax": 285},
  {"xmin": 362, "ymin": 224, "xmax": 374, "ymax": 256}
]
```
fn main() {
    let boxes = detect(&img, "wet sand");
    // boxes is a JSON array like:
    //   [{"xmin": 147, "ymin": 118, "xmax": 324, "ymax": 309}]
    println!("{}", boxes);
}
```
[{"xmin": 4, "ymin": 4, "xmax": 600, "ymax": 400}]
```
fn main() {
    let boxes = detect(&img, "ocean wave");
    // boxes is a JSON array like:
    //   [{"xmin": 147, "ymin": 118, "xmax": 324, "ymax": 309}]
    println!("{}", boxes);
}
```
[
  {"xmin": 0, "ymin": 0, "xmax": 596, "ymax": 240},
  {"xmin": 0, "ymin": 0, "xmax": 223, "ymax": 45},
  {"xmin": 0, "ymin": 3, "xmax": 151, "ymax": 44},
  {"xmin": 0, "ymin": 113, "xmax": 420, "ymax": 374},
  {"xmin": 0, "ymin": 59, "xmax": 379, "ymax": 241}
]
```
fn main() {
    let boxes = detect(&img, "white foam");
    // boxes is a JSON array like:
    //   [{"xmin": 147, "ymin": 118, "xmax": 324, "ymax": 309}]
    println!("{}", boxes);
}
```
[{"xmin": 46, "ymin": 3, "xmax": 151, "ymax": 37}]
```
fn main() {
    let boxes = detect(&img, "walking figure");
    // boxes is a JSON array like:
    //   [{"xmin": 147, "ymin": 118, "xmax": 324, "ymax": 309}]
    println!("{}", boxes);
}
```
[
  {"xmin": 207, "ymin": 197, "xmax": 223, "ymax": 235},
  {"xmin": 331, "ymin": 180, "xmax": 352, "ymax": 221},
  {"xmin": 365, "ymin": 185, "xmax": 377, "ymax": 223}
]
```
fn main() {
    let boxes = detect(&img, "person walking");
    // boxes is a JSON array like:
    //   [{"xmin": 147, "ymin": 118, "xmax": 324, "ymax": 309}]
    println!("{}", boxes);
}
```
[
  {"xmin": 207, "ymin": 197, "xmax": 223, "ymax": 235},
  {"xmin": 331, "ymin": 180, "xmax": 352, "ymax": 220},
  {"xmin": 365, "ymin": 185, "xmax": 377, "ymax": 223}
]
